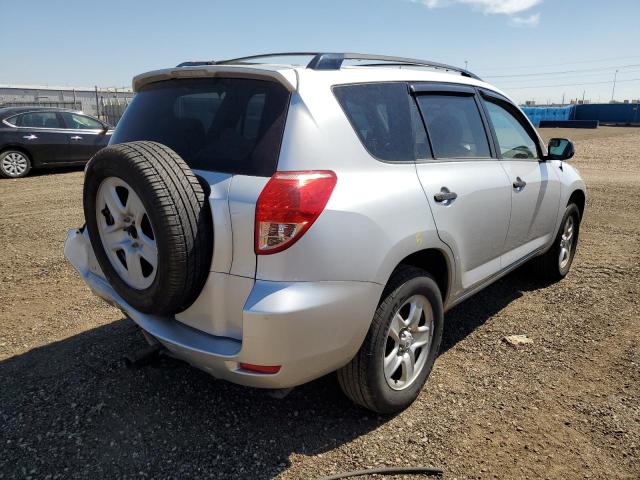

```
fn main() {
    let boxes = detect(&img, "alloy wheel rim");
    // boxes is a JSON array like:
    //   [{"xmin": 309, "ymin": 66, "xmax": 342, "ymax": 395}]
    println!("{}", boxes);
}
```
[
  {"xmin": 96, "ymin": 177, "xmax": 158, "ymax": 290},
  {"xmin": 384, "ymin": 294, "xmax": 434, "ymax": 391},
  {"xmin": 2, "ymin": 152, "xmax": 28, "ymax": 177},
  {"xmin": 559, "ymin": 216, "xmax": 575, "ymax": 270}
]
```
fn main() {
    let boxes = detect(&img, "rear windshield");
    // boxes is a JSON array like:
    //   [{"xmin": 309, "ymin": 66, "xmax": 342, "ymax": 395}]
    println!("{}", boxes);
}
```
[{"xmin": 111, "ymin": 78, "xmax": 290, "ymax": 176}]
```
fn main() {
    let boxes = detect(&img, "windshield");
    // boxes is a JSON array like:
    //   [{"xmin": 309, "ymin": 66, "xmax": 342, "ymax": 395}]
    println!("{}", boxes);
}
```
[{"xmin": 111, "ymin": 77, "xmax": 290, "ymax": 176}]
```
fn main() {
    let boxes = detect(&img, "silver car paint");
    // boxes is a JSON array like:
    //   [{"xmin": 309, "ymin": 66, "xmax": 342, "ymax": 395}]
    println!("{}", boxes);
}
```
[
  {"xmin": 65, "ymin": 64, "xmax": 586, "ymax": 389},
  {"xmin": 416, "ymin": 160, "xmax": 512, "ymax": 292}
]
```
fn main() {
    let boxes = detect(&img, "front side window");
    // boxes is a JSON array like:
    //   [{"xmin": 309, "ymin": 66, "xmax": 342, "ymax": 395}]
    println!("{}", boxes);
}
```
[
  {"xmin": 111, "ymin": 78, "xmax": 290, "ymax": 177},
  {"xmin": 62, "ymin": 113, "xmax": 104, "ymax": 130},
  {"xmin": 16, "ymin": 112, "xmax": 61, "ymax": 129},
  {"xmin": 333, "ymin": 82, "xmax": 428, "ymax": 161},
  {"xmin": 416, "ymin": 94, "xmax": 491, "ymax": 159},
  {"xmin": 484, "ymin": 100, "xmax": 539, "ymax": 159}
]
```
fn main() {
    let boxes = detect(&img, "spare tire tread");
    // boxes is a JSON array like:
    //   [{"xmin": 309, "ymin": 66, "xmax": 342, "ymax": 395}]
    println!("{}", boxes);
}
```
[{"xmin": 135, "ymin": 142, "xmax": 204, "ymax": 270}]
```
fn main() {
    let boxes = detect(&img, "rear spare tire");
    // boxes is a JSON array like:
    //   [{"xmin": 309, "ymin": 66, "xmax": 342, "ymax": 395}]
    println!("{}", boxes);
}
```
[{"xmin": 83, "ymin": 141, "xmax": 212, "ymax": 315}]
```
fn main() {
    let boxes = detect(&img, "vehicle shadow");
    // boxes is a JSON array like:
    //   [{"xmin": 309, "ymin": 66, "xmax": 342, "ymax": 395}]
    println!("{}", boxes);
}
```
[
  {"xmin": 0, "ymin": 267, "xmax": 546, "ymax": 479},
  {"xmin": 28, "ymin": 164, "xmax": 85, "ymax": 177},
  {"xmin": 440, "ymin": 265, "xmax": 549, "ymax": 353}
]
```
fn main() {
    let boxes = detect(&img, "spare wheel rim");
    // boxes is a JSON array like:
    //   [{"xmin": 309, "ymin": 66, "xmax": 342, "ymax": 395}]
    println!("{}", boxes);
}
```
[{"xmin": 96, "ymin": 177, "xmax": 158, "ymax": 290}]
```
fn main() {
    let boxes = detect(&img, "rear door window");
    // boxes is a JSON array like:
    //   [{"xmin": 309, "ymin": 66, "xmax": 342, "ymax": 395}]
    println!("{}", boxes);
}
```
[
  {"xmin": 333, "ymin": 82, "xmax": 428, "ymax": 161},
  {"xmin": 111, "ymin": 78, "xmax": 291, "ymax": 177},
  {"xmin": 416, "ymin": 94, "xmax": 491, "ymax": 159},
  {"xmin": 16, "ymin": 112, "xmax": 62, "ymax": 129}
]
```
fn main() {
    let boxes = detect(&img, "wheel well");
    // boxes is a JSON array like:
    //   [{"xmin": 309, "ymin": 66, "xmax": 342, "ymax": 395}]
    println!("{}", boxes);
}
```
[
  {"xmin": 568, "ymin": 189, "xmax": 586, "ymax": 219},
  {"xmin": 0, "ymin": 145, "xmax": 32, "ymax": 161},
  {"xmin": 397, "ymin": 249, "xmax": 450, "ymax": 302}
]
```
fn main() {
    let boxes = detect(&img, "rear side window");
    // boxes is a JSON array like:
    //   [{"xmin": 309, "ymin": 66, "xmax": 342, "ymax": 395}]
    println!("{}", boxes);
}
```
[
  {"xmin": 333, "ymin": 83, "xmax": 428, "ymax": 161},
  {"xmin": 16, "ymin": 112, "xmax": 61, "ymax": 129},
  {"xmin": 111, "ymin": 78, "xmax": 290, "ymax": 176},
  {"xmin": 416, "ymin": 95, "xmax": 491, "ymax": 159}
]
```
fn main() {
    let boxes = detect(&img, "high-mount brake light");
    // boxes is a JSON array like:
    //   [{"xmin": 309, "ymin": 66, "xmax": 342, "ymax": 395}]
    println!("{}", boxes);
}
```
[{"xmin": 255, "ymin": 171, "xmax": 337, "ymax": 254}]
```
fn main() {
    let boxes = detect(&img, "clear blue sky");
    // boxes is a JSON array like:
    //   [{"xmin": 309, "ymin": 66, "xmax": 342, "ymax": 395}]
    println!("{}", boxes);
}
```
[{"xmin": 1, "ymin": 0, "xmax": 639, "ymax": 104}]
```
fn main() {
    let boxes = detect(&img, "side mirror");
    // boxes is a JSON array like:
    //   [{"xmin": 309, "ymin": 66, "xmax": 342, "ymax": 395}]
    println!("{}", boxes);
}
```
[
  {"xmin": 101, "ymin": 124, "xmax": 111, "ymax": 133},
  {"xmin": 547, "ymin": 138, "xmax": 574, "ymax": 160}
]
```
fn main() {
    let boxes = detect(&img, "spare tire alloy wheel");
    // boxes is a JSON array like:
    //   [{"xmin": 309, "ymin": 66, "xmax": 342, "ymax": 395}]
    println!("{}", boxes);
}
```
[
  {"xmin": 96, "ymin": 177, "xmax": 158, "ymax": 290},
  {"xmin": 84, "ymin": 141, "xmax": 213, "ymax": 315},
  {"xmin": 1, "ymin": 151, "xmax": 31, "ymax": 178}
]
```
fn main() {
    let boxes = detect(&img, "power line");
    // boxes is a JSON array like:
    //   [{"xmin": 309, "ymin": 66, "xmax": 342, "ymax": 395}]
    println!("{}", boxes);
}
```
[
  {"xmin": 477, "ymin": 54, "xmax": 640, "ymax": 72},
  {"xmin": 492, "ymin": 68, "xmax": 640, "ymax": 84},
  {"xmin": 501, "ymin": 77, "xmax": 640, "ymax": 90},
  {"xmin": 484, "ymin": 63, "xmax": 640, "ymax": 78}
]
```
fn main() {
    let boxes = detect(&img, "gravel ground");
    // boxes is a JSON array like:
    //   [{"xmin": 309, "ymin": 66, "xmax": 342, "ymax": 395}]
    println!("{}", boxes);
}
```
[{"xmin": 0, "ymin": 127, "xmax": 639, "ymax": 479}]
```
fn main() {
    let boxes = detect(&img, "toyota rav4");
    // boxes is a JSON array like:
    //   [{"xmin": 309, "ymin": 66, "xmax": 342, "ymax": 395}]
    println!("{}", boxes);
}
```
[{"xmin": 65, "ymin": 53, "xmax": 586, "ymax": 413}]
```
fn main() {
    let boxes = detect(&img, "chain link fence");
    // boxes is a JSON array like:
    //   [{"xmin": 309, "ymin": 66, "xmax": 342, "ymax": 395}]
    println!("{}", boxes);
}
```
[{"xmin": 0, "ymin": 85, "xmax": 134, "ymax": 125}]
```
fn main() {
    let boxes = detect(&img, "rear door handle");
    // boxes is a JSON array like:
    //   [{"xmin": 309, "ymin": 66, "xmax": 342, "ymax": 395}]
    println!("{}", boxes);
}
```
[
  {"xmin": 513, "ymin": 177, "xmax": 527, "ymax": 190},
  {"xmin": 70, "ymin": 136, "xmax": 83, "ymax": 140},
  {"xmin": 23, "ymin": 134, "xmax": 37, "ymax": 140},
  {"xmin": 434, "ymin": 190, "xmax": 458, "ymax": 203}
]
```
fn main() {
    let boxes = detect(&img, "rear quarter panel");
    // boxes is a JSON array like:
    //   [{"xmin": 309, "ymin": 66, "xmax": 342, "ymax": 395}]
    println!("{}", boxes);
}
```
[{"xmin": 256, "ymin": 82, "xmax": 452, "ymax": 287}]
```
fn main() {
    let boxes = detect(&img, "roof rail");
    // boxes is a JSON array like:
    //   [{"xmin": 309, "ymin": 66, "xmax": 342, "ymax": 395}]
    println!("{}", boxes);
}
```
[
  {"xmin": 175, "ymin": 61, "xmax": 216, "ymax": 67},
  {"xmin": 307, "ymin": 53, "xmax": 482, "ymax": 80},
  {"xmin": 215, "ymin": 52, "xmax": 321, "ymax": 66},
  {"xmin": 178, "ymin": 52, "xmax": 482, "ymax": 81}
]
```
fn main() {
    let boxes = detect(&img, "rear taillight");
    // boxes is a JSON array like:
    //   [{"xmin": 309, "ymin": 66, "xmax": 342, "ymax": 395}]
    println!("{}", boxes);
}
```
[{"xmin": 255, "ymin": 170, "xmax": 337, "ymax": 254}]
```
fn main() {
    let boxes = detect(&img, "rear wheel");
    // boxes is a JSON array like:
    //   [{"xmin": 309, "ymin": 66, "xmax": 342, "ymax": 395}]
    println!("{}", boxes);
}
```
[
  {"xmin": 338, "ymin": 266, "xmax": 443, "ymax": 414},
  {"xmin": 83, "ymin": 141, "xmax": 213, "ymax": 315},
  {"xmin": 0, "ymin": 150, "xmax": 31, "ymax": 178}
]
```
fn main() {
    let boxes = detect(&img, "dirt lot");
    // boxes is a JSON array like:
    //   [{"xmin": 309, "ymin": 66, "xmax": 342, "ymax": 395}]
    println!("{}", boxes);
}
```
[{"xmin": 1, "ymin": 127, "xmax": 639, "ymax": 479}]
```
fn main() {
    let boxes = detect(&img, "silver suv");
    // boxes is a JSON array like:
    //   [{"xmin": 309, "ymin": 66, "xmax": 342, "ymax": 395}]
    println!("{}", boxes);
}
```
[{"xmin": 65, "ymin": 53, "xmax": 586, "ymax": 413}]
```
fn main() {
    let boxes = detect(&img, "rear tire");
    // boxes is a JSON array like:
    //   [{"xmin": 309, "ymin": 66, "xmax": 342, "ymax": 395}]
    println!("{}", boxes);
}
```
[
  {"xmin": 338, "ymin": 266, "xmax": 443, "ymax": 414},
  {"xmin": 83, "ymin": 141, "xmax": 213, "ymax": 315},
  {"xmin": 531, "ymin": 203, "xmax": 581, "ymax": 282},
  {"xmin": 0, "ymin": 150, "xmax": 32, "ymax": 178}
]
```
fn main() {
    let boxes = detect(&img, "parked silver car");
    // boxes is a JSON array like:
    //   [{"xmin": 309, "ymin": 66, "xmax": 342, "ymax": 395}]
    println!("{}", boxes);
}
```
[{"xmin": 65, "ymin": 53, "xmax": 585, "ymax": 413}]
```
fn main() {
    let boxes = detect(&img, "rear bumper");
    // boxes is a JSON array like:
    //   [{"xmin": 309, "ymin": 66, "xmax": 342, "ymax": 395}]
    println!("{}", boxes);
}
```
[{"xmin": 64, "ymin": 228, "xmax": 383, "ymax": 388}]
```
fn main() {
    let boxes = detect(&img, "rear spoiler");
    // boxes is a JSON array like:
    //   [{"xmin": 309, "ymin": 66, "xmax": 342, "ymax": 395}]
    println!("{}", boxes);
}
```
[{"xmin": 132, "ymin": 65, "xmax": 297, "ymax": 92}]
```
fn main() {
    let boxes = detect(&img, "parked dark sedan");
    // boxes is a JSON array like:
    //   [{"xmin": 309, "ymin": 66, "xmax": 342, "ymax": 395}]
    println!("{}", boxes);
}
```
[{"xmin": 0, "ymin": 107, "xmax": 113, "ymax": 178}]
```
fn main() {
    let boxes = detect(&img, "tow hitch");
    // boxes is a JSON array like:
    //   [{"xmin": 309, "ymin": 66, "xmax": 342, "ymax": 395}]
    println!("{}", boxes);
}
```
[{"xmin": 123, "ymin": 343, "xmax": 164, "ymax": 368}]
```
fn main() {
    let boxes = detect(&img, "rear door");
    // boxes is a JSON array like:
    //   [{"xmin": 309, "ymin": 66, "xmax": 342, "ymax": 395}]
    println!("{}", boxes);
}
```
[
  {"xmin": 109, "ymin": 77, "xmax": 291, "ymax": 337},
  {"xmin": 479, "ymin": 90, "xmax": 561, "ymax": 266},
  {"xmin": 13, "ymin": 111, "xmax": 68, "ymax": 164},
  {"xmin": 412, "ymin": 84, "xmax": 512, "ymax": 292},
  {"xmin": 59, "ymin": 112, "xmax": 111, "ymax": 162}
]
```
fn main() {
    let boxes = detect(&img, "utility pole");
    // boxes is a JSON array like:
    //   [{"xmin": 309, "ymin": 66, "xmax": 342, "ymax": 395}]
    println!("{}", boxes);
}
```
[
  {"xmin": 562, "ymin": 92, "xmax": 565, "ymax": 105},
  {"xmin": 611, "ymin": 69, "xmax": 618, "ymax": 102}
]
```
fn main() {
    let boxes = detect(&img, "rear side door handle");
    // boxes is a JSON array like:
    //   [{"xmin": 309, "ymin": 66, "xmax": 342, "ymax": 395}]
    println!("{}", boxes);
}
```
[
  {"xmin": 513, "ymin": 177, "xmax": 527, "ymax": 190},
  {"xmin": 70, "ymin": 136, "xmax": 83, "ymax": 140},
  {"xmin": 23, "ymin": 134, "xmax": 37, "ymax": 140},
  {"xmin": 434, "ymin": 189, "xmax": 458, "ymax": 203}
]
